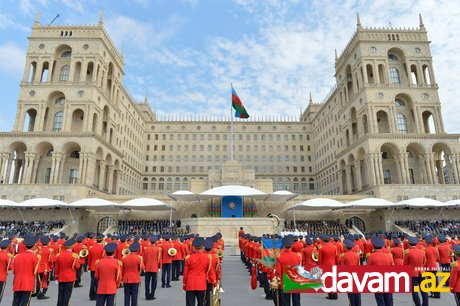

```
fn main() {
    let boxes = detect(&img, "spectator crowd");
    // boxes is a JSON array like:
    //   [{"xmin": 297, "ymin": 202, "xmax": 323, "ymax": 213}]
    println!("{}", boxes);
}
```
[
  {"xmin": 396, "ymin": 219, "xmax": 460, "ymax": 237},
  {"xmin": 0, "ymin": 219, "xmax": 65, "ymax": 237},
  {"xmin": 117, "ymin": 219, "xmax": 183, "ymax": 235},
  {"xmin": 283, "ymin": 219, "xmax": 348, "ymax": 236}
]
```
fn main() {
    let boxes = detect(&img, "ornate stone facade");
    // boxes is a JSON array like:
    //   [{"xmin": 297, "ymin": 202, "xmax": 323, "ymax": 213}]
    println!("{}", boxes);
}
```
[{"xmin": 0, "ymin": 14, "xmax": 459, "ymax": 208}]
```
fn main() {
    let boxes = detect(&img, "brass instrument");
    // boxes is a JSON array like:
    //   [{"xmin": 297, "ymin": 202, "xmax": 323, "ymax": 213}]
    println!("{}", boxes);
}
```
[
  {"xmin": 168, "ymin": 247, "xmax": 177, "ymax": 257},
  {"xmin": 211, "ymin": 284, "xmax": 221, "ymax": 306},
  {"xmin": 312, "ymin": 251, "xmax": 319, "ymax": 262},
  {"xmin": 270, "ymin": 275, "xmax": 281, "ymax": 289},
  {"xmin": 79, "ymin": 248, "xmax": 89, "ymax": 258},
  {"xmin": 217, "ymin": 249, "xmax": 224, "ymax": 259},
  {"xmin": 122, "ymin": 248, "xmax": 131, "ymax": 258}
]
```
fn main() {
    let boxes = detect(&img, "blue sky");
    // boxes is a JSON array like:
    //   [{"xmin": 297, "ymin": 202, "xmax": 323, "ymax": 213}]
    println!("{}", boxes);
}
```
[{"xmin": 1, "ymin": 0, "xmax": 460, "ymax": 133}]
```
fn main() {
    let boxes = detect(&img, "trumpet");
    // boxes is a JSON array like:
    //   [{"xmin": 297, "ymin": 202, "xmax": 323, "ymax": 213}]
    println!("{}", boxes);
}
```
[
  {"xmin": 168, "ymin": 247, "xmax": 177, "ymax": 257},
  {"xmin": 312, "ymin": 251, "xmax": 319, "ymax": 262},
  {"xmin": 122, "ymin": 248, "xmax": 131, "ymax": 258},
  {"xmin": 79, "ymin": 248, "xmax": 89, "ymax": 258}
]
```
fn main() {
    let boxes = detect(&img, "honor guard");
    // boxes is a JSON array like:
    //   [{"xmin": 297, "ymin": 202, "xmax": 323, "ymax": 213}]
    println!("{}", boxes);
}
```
[
  {"xmin": 391, "ymin": 238, "xmax": 404, "ymax": 265},
  {"xmin": 72, "ymin": 235, "xmax": 86, "ymax": 288},
  {"xmin": 122, "ymin": 242, "xmax": 144, "ymax": 306},
  {"xmin": 204, "ymin": 238, "xmax": 220, "ymax": 306},
  {"xmin": 161, "ymin": 234, "xmax": 174, "ymax": 288},
  {"xmin": 55, "ymin": 238, "xmax": 80, "ymax": 306},
  {"xmin": 424, "ymin": 236, "xmax": 440, "ymax": 299},
  {"xmin": 12, "ymin": 236, "xmax": 39, "ymax": 306},
  {"xmin": 95, "ymin": 242, "xmax": 122, "ymax": 306},
  {"xmin": 172, "ymin": 235, "xmax": 184, "ymax": 281},
  {"xmin": 403, "ymin": 236, "xmax": 429, "ymax": 306},
  {"xmin": 183, "ymin": 237, "xmax": 217, "ymax": 306},
  {"xmin": 144, "ymin": 236, "xmax": 162, "ymax": 300},
  {"xmin": 340, "ymin": 239, "xmax": 361, "ymax": 306},
  {"xmin": 318, "ymin": 235, "xmax": 338, "ymax": 300},
  {"xmin": 88, "ymin": 234, "xmax": 105, "ymax": 301},
  {"xmin": 367, "ymin": 236, "xmax": 394, "ymax": 306},
  {"xmin": 449, "ymin": 244, "xmax": 460, "ymax": 305},
  {"xmin": 0, "ymin": 239, "xmax": 13, "ymax": 303},
  {"xmin": 274, "ymin": 235, "xmax": 301, "ymax": 306}
]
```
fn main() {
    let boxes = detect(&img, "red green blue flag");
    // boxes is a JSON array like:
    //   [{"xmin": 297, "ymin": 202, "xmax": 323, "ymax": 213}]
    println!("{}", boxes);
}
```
[
  {"xmin": 232, "ymin": 86, "xmax": 250, "ymax": 118},
  {"xmin": 262, "ymin": 238, "xmax": 283, "ymax": 266}
]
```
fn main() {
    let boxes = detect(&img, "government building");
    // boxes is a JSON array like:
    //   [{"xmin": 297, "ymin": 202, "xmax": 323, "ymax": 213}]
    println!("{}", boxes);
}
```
[{"xmin": 0, "ymin": 14, "xmax": 459, "ymax": 235}]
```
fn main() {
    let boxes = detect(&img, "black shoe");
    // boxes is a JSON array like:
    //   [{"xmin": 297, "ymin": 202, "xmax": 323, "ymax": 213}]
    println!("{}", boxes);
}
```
[
  {"xmin": 31, "ymin": 293, "xmax": 38, "ymax": 297},
  {"xmin": 162, "ymin": 284, "xmax": 165, "ymax": 288},
  {"xmin": 74, "ymin": 284, "xmax": 83, "ymax": 288},
  {"xmin": 37, "ymin": 295, "xmax": 49, "ymax": 300},
  {"xmin": 166, "ymin": 284, "xmax": 172, "ymax": 288}
]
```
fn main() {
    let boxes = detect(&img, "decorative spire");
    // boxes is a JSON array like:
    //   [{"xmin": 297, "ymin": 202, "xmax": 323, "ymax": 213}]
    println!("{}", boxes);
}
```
[
  {"xmin": 98, "ymin": 11, "xmax": 104, "ymax": 25},
  {"xmin": 34, "ymin": 10, "xmax": 40, "ymax": 26},
  {"xmin": 335, "ymin": 48, "xmax": 338, "ymax": 60},
  {"xmin": 309, "ymin": 92, "xmax": 312, "ymax": 104},
  {"xmin": 419, "ymin": 13, "xmax": 425, "ymax": 29},
  {"xmin": 144, "ymin": 96, "xmax": 148, "ymax": 104},
  {"xmin": 356, "ymin": 12, "xmax": 362, "ymax": 30}
]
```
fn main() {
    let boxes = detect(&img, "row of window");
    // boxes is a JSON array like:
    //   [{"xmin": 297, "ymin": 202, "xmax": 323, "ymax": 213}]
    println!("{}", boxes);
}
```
[
  {"xmin": 143, "ymin": 165, "xmax": 313, "ymax": 174},
  {"xmin": 147, "ymin": 133, "xmax": 310, "ymax": 141},
  {"xmin": 147, "ymin": 144, "xmax": 311, "ymax": 152},
  {"xmin": 146, "ymin": 154, "xmax": 312, "ymax": 163}
]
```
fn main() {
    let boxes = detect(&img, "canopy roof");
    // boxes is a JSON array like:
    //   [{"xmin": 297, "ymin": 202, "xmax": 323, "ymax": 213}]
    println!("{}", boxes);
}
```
[
  {"xmin": 0, "ymin": 199, "xmax": 18, "ymax": 208},
  {"xmin": 396, "ymin": 197, "xmax": 455, "ymax": 208},
  {"xmin": 288, "ymin": 198, "xmax": 349, "ymax": 211},
  {"xmin": 169, "ymin": 190, "xmax": 199, "ymax": 202},
  {"xmin": 264, "ymin": 190, "xmax": 298, "ymax": 203},
  {"xmin": 20, "ymin": 198, "xmax": 68, "ymax": 208},
  {"xmin": 69, "ymin": 198, "xmax": 118, "ymax": 210},
  {"xmin": 347, "ymin": 198, "xmax": 401, "ymax": 209},
  {"xmin": 119, "ymin": 198, "xmax": 175, "ymax": 211},
  {"xmin": 197, "ymin": 185, "xmax": 268, "ymax": 200}
]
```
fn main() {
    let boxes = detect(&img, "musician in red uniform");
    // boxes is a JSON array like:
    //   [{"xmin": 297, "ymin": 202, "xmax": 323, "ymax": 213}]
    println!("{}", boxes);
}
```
[
  {"xmin": 34, "ymin": 236, "xmax": 52, "ymax": 300},
  {"xmin": 161, "ymin": 234, "xmax": 174, "ymax": 288},
  {"xmin": 0, "ymin": 239, "xmax": 13, "ymax": 303},
  {"xmin": 274, "ymin": 235, "xmax": 301, "ymax": 306},
  {"xmin": 55, "ymin": 238, "xmax": 80, "ymax": 306},
  {"xmin": 172, "ymin": 235, "xmax": 184, "ymax": 281},
  {"xmin": 403, "ymin": 236, "xmax": 428, "ymax": 306},
  {"xmin": 12, "ymin": 236, "xmax": 39, "ymax": 306},
  {"xmin": 122, "ymin": 242, "xmax": 144, "ymax": 306},
  {"xmin": 95, "ymin": 242, "xmax": 122, "ymax": 306},
  {"xmin": 71, "ymin": 235, "xmax": 86, "ymax": 288},
  {"xmin": 88, "ymin": 234, "xmax": 105, "ymax": 301},
  {"xmin": 449, "ymin": 244, "xmax": 460, "ymax": 305},
  {"xmin": 340, "ymin": 239, "xmax": 361, "ymax": 306},
  {"xmin": 204, "ymin": 238, "xmax": 220, "ymax": 306},
  {"xmin": 144, "ymin": 236, "xmax": 162, "ymax": 300},
  {"xmin": 183, "ymin": 237, "xmax": 217, "ymax": 306},
  {"xmin": 438, "ymin": 235, "xmax": 452, "ymax": 282},
  {"xmin": 318, "ymin": 235, "xmax": 338, "ymax": 300},
  {"xmin": 301, "ymin": 237, "xmax": 317, "ymax": 269},
  {"xmin": 424, "ymin": 236, "xmax": 440, "ymax": 299},
  {"xmin": 391, "ymin": 238, "xmax": 404, "ymax": 265},
  {"xmin": 367, "ymin": 236, "xmax": 394, "ymax": 306}
]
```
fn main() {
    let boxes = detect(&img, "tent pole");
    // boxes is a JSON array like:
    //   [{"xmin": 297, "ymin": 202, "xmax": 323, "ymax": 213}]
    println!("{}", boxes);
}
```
[
  {"xmin": 169, "ymin": 207, "xmax": 173, "ymax": 228},
  {"xmin": 435, "ymin": 207, "xmax": 444, "ymax": 220},
  {"xmin": 293, "ymin": 208, "xmax": 296, "ymax": 229},
  {"xmin": 17, "ymin": 208, "xmax": 25, "ymax": 222},
  {"xmin": 68, "ymin": 208, "xmax": 75, "ymax": 224}
]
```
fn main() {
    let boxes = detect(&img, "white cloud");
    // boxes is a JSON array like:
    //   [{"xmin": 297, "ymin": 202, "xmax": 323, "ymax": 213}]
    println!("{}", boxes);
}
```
[{"xmin": 0, "ymin": 43, "xmax": 26, "ymax": 75}]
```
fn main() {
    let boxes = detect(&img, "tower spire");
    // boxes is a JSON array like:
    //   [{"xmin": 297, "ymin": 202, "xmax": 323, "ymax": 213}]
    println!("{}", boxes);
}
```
[
  {"xmin": 34, "ymin": 11, "xmax": 40, "ymax": 26},
  {"xmin": 99, "ymin": 11, "xmax": 104, "ymax": 25},
  {"xmin": 419, "ymin": 13, "xmax": 425, "ymax": 29},
  {"xmin": 356, "ymin": 12, "xmax": 362, "ymax": 30},
  {"xmin": 309, "ymin": 92, "xmax": 313, "ymax": 104},
  {"xmin": 335, "ymin": 48, "xmax": 338, "ymax": 60}
]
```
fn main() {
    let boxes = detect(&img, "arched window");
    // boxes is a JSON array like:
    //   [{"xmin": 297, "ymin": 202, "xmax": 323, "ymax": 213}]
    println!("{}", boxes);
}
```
[
  {"xmin": 55, "ymin": 97, "xmax": 65, "ymax": 105},
  {"xmin": 52, "ymin": 111, "xmax": 64, "ymax": 131},
  {"xmin": 395, "ymin": 99, "xmax": 405, "ymax": 107},
  {"xmin": 388, "ymin": 54, "xmax": 398, "ymax": 61},
  {"xmin": 389, "ymin": 68, "xmax": 400, "ymax": 84},
  {"xmin": 70, "ymin": 150, "xmax": 80, "ymax": 159},
  {"xmin": 59, "ymin": 65, "xmax": 70, "ymax": 81},
  {"xmin": 396, "ymin": 113, "xmax": 408, "ymax": 133},
  {"xmin": 61, "ymin": 51, "xmax": 72, "ymax": 58}
]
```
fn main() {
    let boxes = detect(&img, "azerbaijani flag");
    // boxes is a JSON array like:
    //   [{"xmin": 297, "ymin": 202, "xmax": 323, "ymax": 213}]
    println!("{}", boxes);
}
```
[
  {"xmin": 232, "ymin": 86, "xmax": 250, "ymax": 118},
  {"xmin": 283, "ymin": 265, "xmax": 323, "ymax": 292},
  {"xmin": 262, "ymin": 238, "xmax": 283, "ymax": 266}
]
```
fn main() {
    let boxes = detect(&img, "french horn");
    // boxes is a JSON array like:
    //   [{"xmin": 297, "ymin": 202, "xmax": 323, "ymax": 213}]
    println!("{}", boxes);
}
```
[
  {"xmin": 312, "ymin": 251, "xmax": 319, "ymax": 262},
  {"xmin": 79, "ymin": 248, "xmax": 89, "ymax": 258},
  {"xmin": 168, "ymin": 247, "xmax": 177, "ymax": 257},
  {"xmin": 122, "ymin": 248, "xmax": 131, "ymax": 257}
]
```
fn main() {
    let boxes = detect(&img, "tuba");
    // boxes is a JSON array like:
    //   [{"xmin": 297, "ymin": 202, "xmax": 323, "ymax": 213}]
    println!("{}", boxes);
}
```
[
  {"xmin": 210, "ymin": 284, "xmax": 221, "ymax": 306},
  {"xmin": 168, "ymin": 247, "xmax": 177, "ymax": 257},
  {"xmin": 122, "ymin": 248, "xmax": 131, "ymax": 258},
  {"xmin": 312, "ymin": 251, "xmax": 319, "ymax": 262},
  {"xmin": 79, "ymin": 248, "xmax": 89, "ymax": 258}
]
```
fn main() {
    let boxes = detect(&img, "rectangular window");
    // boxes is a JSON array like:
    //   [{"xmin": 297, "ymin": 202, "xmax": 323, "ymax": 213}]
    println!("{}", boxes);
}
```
[
  {"xmin": 69, "ymin": 169, "xmax": 79, "ymax": 184},
  {"xmin": 44, "ymin": 168, "xmax": 51, "ymax": 184},
  {"xmin": 383, "ymin": 170, "xmax": 391, "ymax": 184}
]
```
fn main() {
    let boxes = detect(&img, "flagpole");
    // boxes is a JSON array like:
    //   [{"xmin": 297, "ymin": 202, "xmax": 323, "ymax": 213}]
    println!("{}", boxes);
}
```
[{"xmin": 230, "ymin": 83, "xmax": 234, "ymax": 161}]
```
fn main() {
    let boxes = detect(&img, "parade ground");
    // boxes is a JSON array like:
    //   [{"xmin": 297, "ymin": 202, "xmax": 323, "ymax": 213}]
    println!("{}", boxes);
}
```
[{"xmin": 0, "ymin": 254, "xmax": 455, "ymax": 305}]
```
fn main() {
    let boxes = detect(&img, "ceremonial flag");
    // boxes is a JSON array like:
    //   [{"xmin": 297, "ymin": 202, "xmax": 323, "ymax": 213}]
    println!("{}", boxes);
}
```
[
  {"xmin": 232, "ymin": 86, "xmax": 250, "ymax": 118},
  {"xmin": 262, "ymin": 238, "xmax": 283, "ymax": 266},
  {"xmin": 283, "ymin": 265, "xmax": 323, "ymax": 292}
]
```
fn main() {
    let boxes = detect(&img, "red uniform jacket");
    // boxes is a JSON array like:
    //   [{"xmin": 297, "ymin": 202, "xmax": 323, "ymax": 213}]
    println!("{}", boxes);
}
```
[
  {"xmin": 367, "ymin": 250, "xmax": 393, "ymax": 266},
  {"xmin": 438, "ymin": 243, "xmax": 452, "ymax": 264},
  {"xmin": 95, "ymin": 256, "xmax": 122, "ymax": 294},
  {"xmin": 115, "ymin": 242, "xmax": 130, "ymax": 261},
  {"xmin": 403, "ymin": 247, "xmax": 426, "ymax": 277},
  {"xmin": 275, "ymin": 249, "xmax": 302, "ymax": 288},
  {"xmin": 161, "ymin": 241, "xmax": 175, "ymax": 264},
  {"xmin": 0, "ymin": 250, "xmax": 13, "ymax": 282},
  {"xmin": 122, "ymin": 253, "xmax": 143, "ymax": 284},
  {"xmin": 319, "ymin": 243, "xmax": 337, "ymax": 266},
  {"xmin": 340, "ymin": 250, "xmax": 360, "ymax": 266},
  {"xmin": 37, "ymin": 246, "xmax": 53, "ymax": 274},
  {"xmin": 144, "ymin": 245, "xmax": 162, "ymax": 273},
  {"xmin": 13, "ymin": 250, "xmax": 38, "ymax": 291},
  {"xmin": 88, "ymin": 243, "xmax": 105, "ymax": 272},
  {"xmin": 183, "ymin": 251, "xmax": 216, "ymax": 291},
  {"xmin": 450, "ymin": 262, "xmax": 460, "ymax": 292},
  {"xmin": 72, "ymin": 243, "xmax": 87, "ymax": 265},
  {"xmin": 172, "ymin": 240, "xmax": 184, "ymax": 261},
  {"xmin": 55, "ymin": 249, "xmax": 80, "ymax": 282},
  {"xmin": 301, "ymin": 245, "xmax": 317, "ymax": 268},
  {"xmin": 391, "ymin": 246, "xmax": 404, "ymax": 265},
  {"xmin": 292, "ymin": 241, "xmax": 303, "ymax": 253},
  {"xmin": 424, "ymin": 245, "xmax": 439, "ymax": 271}
]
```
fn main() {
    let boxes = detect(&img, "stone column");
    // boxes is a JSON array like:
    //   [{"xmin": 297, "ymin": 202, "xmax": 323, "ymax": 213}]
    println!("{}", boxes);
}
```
[
  {"xmin": 98, "ymin": 160, "xmax": 106, "ymax": 191},
  {"xmin": 0, "ymin": 153, "xmax": 5, "ymax": 183},
  {"xmin": 51, "ymin": 153, "xmax": 63, "ymax": 184},
  {"xmin": 397, "ymin": 154, "xmax": 407, "ymax": 184},
  {"xmin": 452, "ymin": 154, "xmax": 460, "ymax": 184},
  {"xmin": 23, "ymin": 153, "xmax": 36, "ymax": 184},
  {"xmin": 107, "ymin": 166, "xmax": 114, "ymax": 194},
  {"xmin": 3, "ymin": 154, "xmax": 12, "ymax": 184},
  {"xmin": 429, "ymin": 154, "xmax": 438, "ymax": 184},
  {"xmin": 354, "ymin": 160, "xmax": 362, "ymax": 191},
  {"xmin": 365, "ymin": 156, "xmax": 375, "ymax": 187},
  {"xmin": 345, "ymin": 166, "xmax": 352, "ymax": 194},
  {"xmin": 78, "ymin": 154, "xmax": 85, "ymax": 184},
  {"xmin": 85, "ymin": 154, "xmax": 97, "ymax": 187},
  {"xmin": 402, "ymin": 153, "xmax": 411, "ymax": 184},
  {"xmin": 30, "ymin": 155, "xmax": 40, "ymax": 184},
  {"xmin": 375, "ymin": 153, "xmax": 384, "ymax": 185},
  {"xmin": 47, "ymin": 60, "xmax": 54, "ymax": 83},
  {"xmin": 80, "ymin": 60, "xmax": 87, "ymax": 83},
  {"xmin": 114, "ymin": 170, "xmax": 121, "ymax": 195}
]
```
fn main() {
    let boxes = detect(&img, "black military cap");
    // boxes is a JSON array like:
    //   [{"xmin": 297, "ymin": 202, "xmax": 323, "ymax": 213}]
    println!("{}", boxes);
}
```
[
  {"xmin": 104, "ymin": 242, "xmax": 118, "ymax": 253},
  {"xmin": 64, "ymin": 239, "xmax": 75, "ymax": 247},
  {"xmin": 129, "ymin": 243, "xmax": 140, "ymax": 252}
]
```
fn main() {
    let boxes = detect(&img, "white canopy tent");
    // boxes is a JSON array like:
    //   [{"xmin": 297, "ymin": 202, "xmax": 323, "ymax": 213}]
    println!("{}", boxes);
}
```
[
  {"xmin": 68, "ymin": 198, "xmax": 119, "ymax": 210},
  {"xmin": 264, "ymin": 190, "xmax": 298, "ymax": 203},
  {"xmin": 197, "ymin": 185, "xmax": 268, "ymax": 201},
  {"xmin": 119, "ymin": 198, "xmax": 175, "ymax": 211},
  {"xmin": 20, "ymin": 198, "xmax": 68, "ymax": 208},
  {"xmin": 0, "ymin": 199, "xmax": 17, "ymax": 208},
  {"xmin": 169, "ymin": 190, "xmax": 199, "ymax": 202},
  {"xmin": 347, "ymin": 198, "xmax": 401, "ymax": 209},
  {"xmin": 396, "ymin": 198, "xmax": 455, "ymax": 208},
  {"xmin": 287, "ymin": 198, "xmax": 350, "ymax": 225}
]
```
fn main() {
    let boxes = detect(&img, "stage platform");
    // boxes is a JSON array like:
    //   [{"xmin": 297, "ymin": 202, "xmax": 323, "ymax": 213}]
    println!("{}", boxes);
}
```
[{"xmin": 181, "ymin": 217, "xmax": 284, "ymax": 251}]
